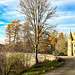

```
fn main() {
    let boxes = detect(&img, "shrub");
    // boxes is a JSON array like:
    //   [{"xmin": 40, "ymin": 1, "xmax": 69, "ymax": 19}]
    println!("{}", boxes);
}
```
[
  {"xmin": 53, "ymin": 50, "xmax": 60, "ymax": 56},
  {"xmin": 0, "ymin": 53, "xmax": 30, "ymax": 75}
]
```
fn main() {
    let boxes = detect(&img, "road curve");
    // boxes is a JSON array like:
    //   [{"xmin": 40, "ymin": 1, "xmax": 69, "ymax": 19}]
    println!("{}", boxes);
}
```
[{"xmin": 43, "ymin": 57, "xmax": 75, "ymax": 75}]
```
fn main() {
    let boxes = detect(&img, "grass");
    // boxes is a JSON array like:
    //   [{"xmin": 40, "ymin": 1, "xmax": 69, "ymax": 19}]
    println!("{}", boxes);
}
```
[{"xmin": 17, "ymin": 60, "xmax": 64, "ymax": 75}]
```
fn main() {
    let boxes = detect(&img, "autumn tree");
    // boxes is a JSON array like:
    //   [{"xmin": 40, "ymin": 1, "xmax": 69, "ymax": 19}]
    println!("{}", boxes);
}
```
[
  {"xmin": 38, "ymin": 30, "xmax": 50, "ymax": 53},
  {"xmin": 11, "ymin": 20, "xmax": 21, "ymax": 44},
  {"xmin": 49, "ymin": 30, "xmax": 58, "ymax": 51},
  {"xmin": 38, "ymin": 30, "xmax": 58, "ymax": 54},
  {"xmin": 19, "ymin": 0, "xmax": 57, "ymax": 64},
  {"xmin": 21, "ymin": 21, "xmax": 34, "ymax": 52},
  {"xmin": 5, "ymin": 20, "xmax": 23, "ymax": 52},
  {"xmin": 5, "ymin": 20, "xmax": 22, "ymax": 45},
  {"xmin": 55, "ymin": 32, "xmax": 67, "ymax": 53},
  {"xmin": 5, "ymin": 23, "xmax": 13, "ymax": 44},
  {"xmin": 22, "ymin": 22, "xmax": 33, "ymax": 43}
]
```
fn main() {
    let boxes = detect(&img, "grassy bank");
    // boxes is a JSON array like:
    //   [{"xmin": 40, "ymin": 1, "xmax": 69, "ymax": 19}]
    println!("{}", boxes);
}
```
[{"xmin": 17, "ymin": 60, "xmax": 64, "ymax": 75}]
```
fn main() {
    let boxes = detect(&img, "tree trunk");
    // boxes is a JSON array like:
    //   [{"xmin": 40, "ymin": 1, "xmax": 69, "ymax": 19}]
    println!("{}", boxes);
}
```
[
  {"xmin": 9, "ymin": 35, "xmax": 11, "ymax": 44},
  {"xmin": 14, "ymin": 35, "xmax": 16, "ymax": 44},
  {"xmin": 35, "ymin": 44, "xmax": 38, "ymax": 64}
]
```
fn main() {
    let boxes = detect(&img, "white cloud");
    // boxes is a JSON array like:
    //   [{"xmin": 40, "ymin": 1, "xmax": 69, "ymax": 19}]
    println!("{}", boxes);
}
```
[
  {"xmin": 0, "ymin": 21, "xmax": 6, "ymax": 24},
  {"xmin": 0, "ymin": 25, "xmax": 7, "ymax": 44},
  {"xmin": 55, "ymin": 27, "xmax": 69, "ymax": 30},
  {"xmin": 0, "ymin": 0, "xmax": 24, "ymax": 21},
  {"xmin": 2, "ymin": 10, "xmax": 24, "ymax": 19},
  {"xmin": 0, "ymin": 0, "xmax": 19, "ymax": 6},
  {"xmin": 51, "ymin": 0, "xmax": 75, "ymax": 6},
  {"xmin": 58, "ymin": 24, "xmax": 75, "ymax": 27},
  {"xmin": 57, "ymin": 16, "xmax": 75, "ymax": 20},
  {"xmin": 46, "ymin": 11, "xmax": 75, "ymax": 24},
  {"xmin": 56, "ymin": 23, "xmax": 75, "ymax": 34},
  {"xmin": 47, "ymin": 15, "xmax": 75, "ymax": 21},
  {"xmin": 0, "ymin": 35, "xmax": 5, "ymax": 44},
  {"xmin": 20, "ymin": 21, "xmax": 25, "ymax": 24},
  {"xmin": 0, "ymin": 1, "xmax": 8, "ymax": 5}
]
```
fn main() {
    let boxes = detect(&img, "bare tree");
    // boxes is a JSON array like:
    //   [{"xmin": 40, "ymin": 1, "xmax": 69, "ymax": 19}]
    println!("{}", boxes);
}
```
[{"xmin": 19, "ymin": 0, "xmax": 57, "ymax": 64}]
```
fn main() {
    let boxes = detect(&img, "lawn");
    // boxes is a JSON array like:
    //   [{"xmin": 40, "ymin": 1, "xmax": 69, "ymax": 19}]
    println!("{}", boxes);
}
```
[{"xmin": 17, "ymin": 60, "xmax": 64, "ymax": 75}]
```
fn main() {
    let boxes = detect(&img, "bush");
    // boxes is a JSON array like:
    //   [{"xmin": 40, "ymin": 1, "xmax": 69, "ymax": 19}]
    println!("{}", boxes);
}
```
[
  {"xmin": 0, "ymin": 53, "xmax": 30, "ymax": 75},
  {"xmin": 53, "ymin": 50, "xmax": 67, "ymax": 56},
  {"xmin": 53, "ymin": 50, "xmax": 60, "ymax": 56}
]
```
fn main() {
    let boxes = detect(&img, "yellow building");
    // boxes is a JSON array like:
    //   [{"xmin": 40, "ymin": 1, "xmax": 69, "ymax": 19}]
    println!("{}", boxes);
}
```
[{"xmin": 68, "ymin": 31, "xmax": 75, "ymax": 56}]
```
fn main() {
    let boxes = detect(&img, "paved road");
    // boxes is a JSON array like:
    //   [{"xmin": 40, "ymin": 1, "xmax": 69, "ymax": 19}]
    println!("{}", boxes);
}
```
[{"xmin": 43, "ymin": 57, "xmax": 75, "ymax": 75}]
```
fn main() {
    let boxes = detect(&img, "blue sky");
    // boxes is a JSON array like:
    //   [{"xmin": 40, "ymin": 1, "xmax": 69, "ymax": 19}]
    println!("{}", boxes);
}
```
[{"xmin": 0, "ymin": 0, "xmax": 75, "ymax": 44}]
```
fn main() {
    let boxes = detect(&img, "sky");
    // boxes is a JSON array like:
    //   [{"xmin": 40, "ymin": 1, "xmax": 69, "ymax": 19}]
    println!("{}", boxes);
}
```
[{"xmin": 0, "ymin": 0, "xmax": 75, "ymax": 44}]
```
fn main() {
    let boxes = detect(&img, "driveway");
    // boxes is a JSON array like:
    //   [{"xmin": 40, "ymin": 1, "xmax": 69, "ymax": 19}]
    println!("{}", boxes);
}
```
[{"xmin": 43, "ymin": 57, "xmax": 75, "ymax": 75}]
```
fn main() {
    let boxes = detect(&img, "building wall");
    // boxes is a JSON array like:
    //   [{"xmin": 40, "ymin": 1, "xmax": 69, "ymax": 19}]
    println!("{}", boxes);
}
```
[
  {"xmin": 68, "ymin": 39, "xmax": 73, "ymax": 56},
  {"xmin": 73, "ymin": 42, "xmax": 75, "ymax": 56}
]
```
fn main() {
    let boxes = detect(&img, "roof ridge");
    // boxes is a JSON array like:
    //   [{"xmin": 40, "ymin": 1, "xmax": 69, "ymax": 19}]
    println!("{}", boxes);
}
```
[{"xmin": 68, "ymin": 31, "xmax": 73, "ymax": 39}]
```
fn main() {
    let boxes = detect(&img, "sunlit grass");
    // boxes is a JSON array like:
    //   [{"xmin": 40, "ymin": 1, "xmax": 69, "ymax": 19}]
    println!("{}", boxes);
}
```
[{"xmin": 17, "ymin": 60, "xmax": 64, "ymax": 75}]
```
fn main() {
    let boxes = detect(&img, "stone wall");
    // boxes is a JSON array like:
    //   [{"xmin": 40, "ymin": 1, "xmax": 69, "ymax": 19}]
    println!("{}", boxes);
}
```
[{"xmin": 0, "ymin": 52, "xmax": 56, "ymax": 66}]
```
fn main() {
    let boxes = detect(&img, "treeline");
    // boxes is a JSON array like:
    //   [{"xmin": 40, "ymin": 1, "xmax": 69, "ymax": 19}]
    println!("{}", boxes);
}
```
[{"xmin": 1, "ymin": 20, "xmax": 67, "ymax": 55}]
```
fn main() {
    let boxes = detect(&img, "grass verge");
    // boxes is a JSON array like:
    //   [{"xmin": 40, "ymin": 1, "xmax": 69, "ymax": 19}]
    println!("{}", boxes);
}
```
[{"xmin": 17, "ymin": 60, "xmax": 65, "ymax": 75}]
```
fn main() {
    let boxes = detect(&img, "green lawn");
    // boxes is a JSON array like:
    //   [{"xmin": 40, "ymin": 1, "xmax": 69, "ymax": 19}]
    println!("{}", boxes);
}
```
[{"xmin": 17, "ymin": 60, "xmax": 64, "ymax": 75}]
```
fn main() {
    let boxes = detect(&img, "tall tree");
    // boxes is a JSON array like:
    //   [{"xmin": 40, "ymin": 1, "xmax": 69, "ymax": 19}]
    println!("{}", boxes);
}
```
[
  {"xmin": 22, "ymin": 21, "xmax": 33, "ymax": 43},
  {"xmin": 5, "ymin": 23, "xmax": 13, "ymax": 44},
  {"xmin": 22, "ymin": 21, "xmax": 34, "ymax": 52},
  {"xmin": 5, "ymin": 20, "xmax": 22, "ymax": 45},
  {"xmin": 19, "ymin": 0, "xmax": 57, "ymax": 64},
  {"xmin": 49, "ymin": 30, "xmax": 58, "ymax": 51},
  {"xmin": 55, "ymin": 32, "xmax": 67, "ymax": 53},
  {"xmin": 11, "ymin": 20, "xmax": 21, "ymax": 44}
]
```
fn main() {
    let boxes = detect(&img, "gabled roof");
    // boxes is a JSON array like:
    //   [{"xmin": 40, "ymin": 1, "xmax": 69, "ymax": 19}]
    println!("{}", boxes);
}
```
[{"xmin": 68, "ymin": 31, "xmax": 73, "ymax": 40}]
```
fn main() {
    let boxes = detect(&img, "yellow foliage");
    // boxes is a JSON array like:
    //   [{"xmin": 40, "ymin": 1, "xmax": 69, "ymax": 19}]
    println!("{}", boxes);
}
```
[{"xmin": 49, "ymin": 31, "xmax": 57, "ymax": 47}]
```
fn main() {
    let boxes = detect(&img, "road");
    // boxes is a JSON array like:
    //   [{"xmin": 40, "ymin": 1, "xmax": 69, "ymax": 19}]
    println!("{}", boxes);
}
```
[{"xmin": 43, "ymin": 57, "xmax": 75, "ymax": 75}]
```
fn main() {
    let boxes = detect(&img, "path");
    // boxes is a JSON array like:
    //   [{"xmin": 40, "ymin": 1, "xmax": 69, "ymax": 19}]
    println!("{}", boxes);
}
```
[{"xmin": 43, "ymin": 57, "xmax": 75, "ymax": 75}]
